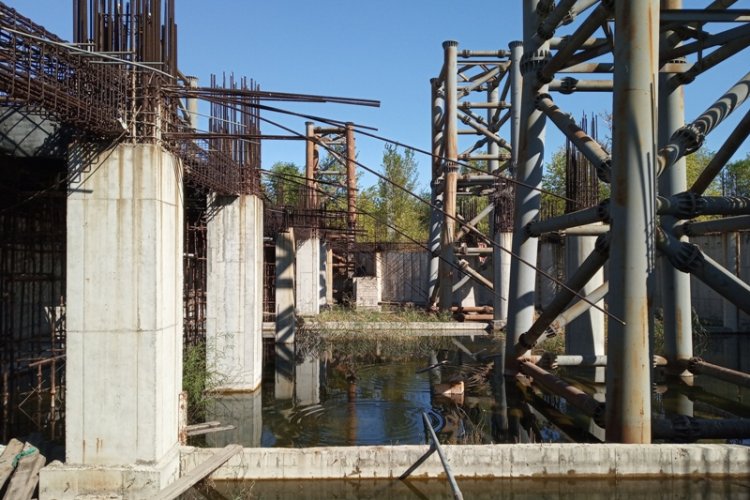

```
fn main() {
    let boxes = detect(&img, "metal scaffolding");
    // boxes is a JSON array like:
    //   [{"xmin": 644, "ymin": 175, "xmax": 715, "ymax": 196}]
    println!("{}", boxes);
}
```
[{"xmin": 431, "ymin": 0, "xmax": 750, "ymax": 443}]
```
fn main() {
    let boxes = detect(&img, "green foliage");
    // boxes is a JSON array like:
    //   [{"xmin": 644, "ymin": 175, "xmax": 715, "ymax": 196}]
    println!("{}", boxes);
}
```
[
  {"xmin": 356, "ymin": 145, "xmax": 428, "ymax": 243},
  {"xmin": 722, "ymin": 154, "xmax": 750, "ymax": 196},
  {"xmin": 183, "ymin": 342, "xmax": 209, "ymax": 423},
  {"xmin": 263, "ymin": 162, "xmax": 303, "ymax": 206},
  {"xmin": 318, "ymin": 143, "xmax": 349, "ymax": 211},
  {"xmin": 685, "ymin": 148, "xmax": 720, "ymax": 195}
]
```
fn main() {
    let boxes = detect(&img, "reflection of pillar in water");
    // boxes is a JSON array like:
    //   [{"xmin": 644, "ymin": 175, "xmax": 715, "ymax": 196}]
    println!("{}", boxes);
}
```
[
  {"xmin": 428, "ymin": 351, "xmax": 442, "ymax": 386},
  {"xmin": 275, "ymin": 344, "xmax": 295, "ymax": 400},
  {"xmin": 663, "ymin": 377, "xmax": 694, "ymax": 419},
  {"xmin": 588, "ymin": 383, "xmax": 606, "ymax": 441},
  {"xmin": 505, "ymin": 375, "xmax": 531, "ymax": 443},
  {"xmin": 295, "ymin": 354, "xmax": 320, "ymax": 406},
  {"xmin": 489, "ymin": 353, "xmax": 509, "ymax": 443},
  {"xmin": 206, "ymin": 391, "xmax": 262, "ymax": 448},
  {"xmin": 346, "ymin": 381, "xmax": 358, "ymax": 445}
]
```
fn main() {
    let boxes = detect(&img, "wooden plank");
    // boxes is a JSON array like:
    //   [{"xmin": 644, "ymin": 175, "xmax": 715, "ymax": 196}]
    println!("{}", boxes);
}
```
[
  {"xmin": 3, "ymin": 451, "xmax": 45, "ymax": 500},
  {"xmin": 155, "ymin": 444, "xmax": 242, "ymax": 500},
  {"xmin": 0, "ymin": 439, "xmax": 24, "ymax": 491},
  {"xmin": 186, "ymin": 425, "xmax": 234, "ymax": 437},
  {"xmin": 184, "ymin": 421, "xmax": 221, "ymax": 432}
]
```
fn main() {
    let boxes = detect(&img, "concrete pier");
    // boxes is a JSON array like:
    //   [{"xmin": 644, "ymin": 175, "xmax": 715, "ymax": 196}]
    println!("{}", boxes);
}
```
[
  {"xmin": 275, "ymin": 229, "xmax": 296, "ymax": 344},
  {"xmin": 206, "ymin": 194, "xmax": 264, "ymax": 391},
  {"xmin": 41, "ymin": 144, "xmax": 183, "ymax": 498},
  {"xmin": 296, "ymin": 235, "xmax": 321, "ymax": 316}
]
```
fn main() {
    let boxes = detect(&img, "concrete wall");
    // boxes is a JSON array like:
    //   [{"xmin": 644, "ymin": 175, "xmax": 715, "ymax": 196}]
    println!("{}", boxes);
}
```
[
  {"xmin": 206, "ymin": 194, "xmax": 264, "ymax": 391},
  {"xmin": 182, "ymin": 443, "xmax": 750, "ymax": 480},
  {"xmin": 377, "ymin": 250, "xmax": 429, "ymax": 305},
  {"xmin": 58, "ymin": 144, "xmax": 182, "ymax": 496}
]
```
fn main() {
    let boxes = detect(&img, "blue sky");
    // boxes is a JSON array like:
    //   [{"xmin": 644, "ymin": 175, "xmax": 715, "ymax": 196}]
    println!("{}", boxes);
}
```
[{"xmin": 9, "ymin": 1, "xmax": 750, "ymax": 192}]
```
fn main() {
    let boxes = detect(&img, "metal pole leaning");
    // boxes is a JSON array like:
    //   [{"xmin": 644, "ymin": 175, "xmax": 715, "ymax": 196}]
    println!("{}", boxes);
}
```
[
  {"xmin": 399, "ymin": 412, "xmax": 463, "ymax": 500},
  {"xmin": 605, "ymin": 0, "xmax": 658, "ymax": 443},
  {"xmin": 428, "ymin": 78, "xmax": 445, "ymax": 307},
  {"xmin": 505, "ymin": 1, "xmax": 549, "ymax": 374},
  {"xmin": 659, "ymin": 0, "xmax": 692, "ymax": 377},
  {"xmin": 515, "ymin": 234, "xmax": 609, "ymax": 355},
  {"xmin": 439, "ymin": 40, "xmax": 459, "ymax": 312}
]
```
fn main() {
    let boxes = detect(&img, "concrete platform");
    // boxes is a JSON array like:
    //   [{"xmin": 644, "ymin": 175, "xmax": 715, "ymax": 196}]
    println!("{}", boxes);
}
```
[
  {"xmin": 262, "ymin": 321, "xmax": 492, "ymax": 338},
  {"xmin": 181, "ymin": 443, "xmax": 750, "ymax": 480}
]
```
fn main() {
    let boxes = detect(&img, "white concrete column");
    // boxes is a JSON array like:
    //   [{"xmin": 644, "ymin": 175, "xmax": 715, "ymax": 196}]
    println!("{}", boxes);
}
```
[
  {"xmin": 206, "ymin": 194, "xmax": 264, "ymax": 391},
  {"xmin": 44, "ymin": 144, "xmax": 183, "ymax": 498},
  {"xmin": 324, "ymin": 241, "xmax": 334, "ymax": 306},
  {"xmin": 565, "ymin": 234, "xmax": 605, "ymax": 383},
  {"xmin": 319, "ymin": 240, "xmax": 328, "ymax": 308},
  {"xmin": 276, "ymin": 229, "xmax": 296, "ymax": 343},
  {"xmin": 295, "ymin": 235, "xmax": 321, "ymax": 316}
]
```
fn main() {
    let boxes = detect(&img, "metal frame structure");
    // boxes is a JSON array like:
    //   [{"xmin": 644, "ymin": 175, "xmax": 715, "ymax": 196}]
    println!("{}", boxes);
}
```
[{"xmin": 431, "ymin": 0, "xmax": 750, "ymax": 442}]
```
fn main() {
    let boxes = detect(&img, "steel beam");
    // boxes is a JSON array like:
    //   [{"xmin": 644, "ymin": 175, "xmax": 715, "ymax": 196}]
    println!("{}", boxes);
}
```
[
  {"xmin": 605, "ymin": 0, "xmax": 658, "ymax": 444},
  {"xmin": 505, "ymin": 1, "xmax": 549, "ymax": 373},
  {"xmin": 439, "ymin": 40, "xmax": 459, "ymax": 311},
  {"xmin": 659, "ymin": 0, "xmax": 693, "ymax": 378},
  {"xmin": 428, "ymin": 78, "xmax": 445, "ymax": 307}
]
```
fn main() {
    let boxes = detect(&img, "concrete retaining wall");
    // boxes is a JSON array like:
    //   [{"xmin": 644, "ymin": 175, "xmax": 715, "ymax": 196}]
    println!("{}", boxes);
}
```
[{"xmin": 181, "ymin": 444, "xmax": 750, "ymax": 480}]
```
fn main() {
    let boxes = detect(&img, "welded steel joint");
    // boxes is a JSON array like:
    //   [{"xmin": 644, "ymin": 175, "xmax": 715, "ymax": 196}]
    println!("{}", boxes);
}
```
[
  {"xmin": 658, "ymin": 229, "xmax": 704, "ymax": 273},
  {"xmin": 656, "ymin": 192, "xmax": 703, "ymax": 218},
  {"xmin": 672, "ymin": 123, "xmax": 705, "ymax": 156}
]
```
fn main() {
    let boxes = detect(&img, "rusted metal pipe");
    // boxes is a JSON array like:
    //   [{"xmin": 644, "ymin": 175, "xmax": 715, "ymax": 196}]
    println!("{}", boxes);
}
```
[
  {"xmin": 688, "ymin": 357, "xmax": 750, "ymax": 388},
  {"xmin": 439, "ymin": 40, "xmax": 459, "ymax": 311},
  {"xmin": 519, "ymin": 360, "xmax": 605, "ymax": 427},
  {"xmin": 605, "ymin": 0, "xmax": 658, "ymax": 444},
  {"xmin": 505, "ymin": 2, "xmax": 549, "ymax": 373},
  {"xmin": 516, "ymin": 234, "xmax": 608, "ymax": 355}
]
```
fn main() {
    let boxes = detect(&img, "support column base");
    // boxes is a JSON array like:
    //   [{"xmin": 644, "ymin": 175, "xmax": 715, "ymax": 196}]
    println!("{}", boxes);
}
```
[{"xmin": 39, "ymin": 445, "xmax": 179, "ymax": 500}]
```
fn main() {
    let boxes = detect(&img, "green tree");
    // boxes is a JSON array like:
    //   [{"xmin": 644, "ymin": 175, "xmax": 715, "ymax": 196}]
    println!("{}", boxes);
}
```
[
  {"xmin": 263, "ymin": 162, "xmax": 303, "ymax": 206},
  {"xmin": 721, "ymin": 153, "xmax": 750, "ymax": 196},
  {"xmin": 374, "ymin": 145, "xmax": 428, "ymax": 243},
  {"xmin": 317, "ymin": 143, "xmax": 349, "ymax": 211}
]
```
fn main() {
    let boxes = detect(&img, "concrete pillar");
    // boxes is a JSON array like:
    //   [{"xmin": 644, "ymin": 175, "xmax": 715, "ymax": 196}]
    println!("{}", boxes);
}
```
[
  {"xmin": 325, "ymin": 243, "xmax": 334, "ymax": 305},
  {"xmin": 275, "ymin": 343, "xmax": 295, "ymax": 400},
  {"xmin": 296, "ymin": 235, "xmax": 321, "ymax": 316},
  {"xmin": 43, "ymin": 144, "xmax": 183, "ymax": 498},
  {"xmin": 319, "ymin": 239, "xmax": 329, "ymax": 308},
  {"xmin": 565, "ymin": 234, "xmax": 605, "ymax": 382},
  {"xmin": 206, "ymin": 194, "xmax": 264, "ymax": 391},
  {"xmin": 276, "ymin": 229, "xmax": 296, "ymax": 344}
]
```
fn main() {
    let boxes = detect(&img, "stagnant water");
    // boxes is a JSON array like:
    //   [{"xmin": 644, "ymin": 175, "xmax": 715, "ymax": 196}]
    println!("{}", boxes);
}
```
[
  {"xmin": 188, "ymin": 333, "xmax": 750, "ymax": 449},
  {"xmin": 184, "ymin": 477, "xmax": 750, "ymax": 499}
]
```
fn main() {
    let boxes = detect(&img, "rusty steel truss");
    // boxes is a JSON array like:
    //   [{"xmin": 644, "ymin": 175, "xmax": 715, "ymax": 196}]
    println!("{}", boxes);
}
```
[{"xmin": 430, "ymin": 0, "xmax": 750, "ymax": 443}]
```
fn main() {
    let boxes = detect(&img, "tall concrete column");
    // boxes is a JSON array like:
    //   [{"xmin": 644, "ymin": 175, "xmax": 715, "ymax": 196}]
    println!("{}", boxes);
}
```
[
  {"xmin": 275, "ymin": 228, "xmax": 296, "ymax": 344},
  {"xmin": 505, "ymin": 3, "xmax": 549, "ymax": 373},
  {"xmin": 659, "ymin": 0, "xmax": 693, "ymax": 376},
  {"xmin": 206, "ymin": 194, "xmax": 264, "ymax": 391},
  {"xmin": 606, "ymin": 0, "xmax": 659, "ymax": 443},
  {"xmin": 296, "ymin": 234, "xmax": 321, "ymax": 316},
  {"xmin": 44, "ymin": 144, "xmax": 183, "ymax": 498},
  {"xmin": 428, "ymin": 78, "xmax": 445, "ymax": 307},
  {"xmin": 565, "ymin": 234, "xmax": 605, "ymax": 382},
  {"xmin": 439, "ymin": 40, "xmax": 459, "ymax": 312}
]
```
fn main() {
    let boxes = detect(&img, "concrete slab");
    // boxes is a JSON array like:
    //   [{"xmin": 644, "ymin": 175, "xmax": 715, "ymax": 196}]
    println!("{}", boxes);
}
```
[{"xmin": 180, "ymin": 444, "xmax": 750, "ymax": 480}]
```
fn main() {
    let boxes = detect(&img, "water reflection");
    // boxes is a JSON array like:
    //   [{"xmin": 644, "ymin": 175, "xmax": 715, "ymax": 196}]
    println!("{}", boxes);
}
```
[
  {"xmin": 196, "ymin": 334, "xmax": 750, "ymax": 448},
  {"xmin": 189, "ymin": 477, "xmax": 750, "ymax": 499}
]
